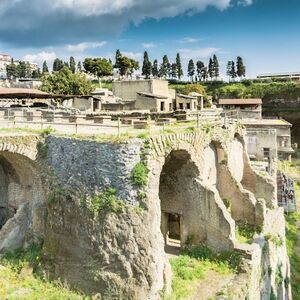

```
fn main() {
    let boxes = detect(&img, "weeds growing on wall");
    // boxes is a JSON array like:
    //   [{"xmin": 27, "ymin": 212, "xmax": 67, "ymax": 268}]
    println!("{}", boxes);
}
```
[
  {"xmin": 235, "ymin": 222, "xmax": 261, "ymax": 244},
  {"xmin": 131, "ymin": 162, "xmax": 149, "ymax": 186},
  {"xmin": 91, "ymin": 187, "xmax": 125, "ymax": 215}
]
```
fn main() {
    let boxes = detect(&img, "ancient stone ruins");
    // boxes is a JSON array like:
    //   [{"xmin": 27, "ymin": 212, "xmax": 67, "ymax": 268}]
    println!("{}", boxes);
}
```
[{"xmin": 0, "ymin": 124, "xmax": 292, "ymax": 299}]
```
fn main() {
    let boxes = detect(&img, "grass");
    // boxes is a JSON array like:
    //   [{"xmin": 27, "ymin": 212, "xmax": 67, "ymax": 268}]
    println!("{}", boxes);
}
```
[
  {"xmin": 285, "ymin": 212, "xmax": 300, "ymax": 299},
  {"xmin": 0, "ymin": 126, "xmax": 55, "ymax": 136},
  {"xmin": 0, "ymin": 244, "xmax": 85, "ymax": 300},
  {"xmin": 164, "ymin": 246, "xmax": 241, "ymax": 300}
]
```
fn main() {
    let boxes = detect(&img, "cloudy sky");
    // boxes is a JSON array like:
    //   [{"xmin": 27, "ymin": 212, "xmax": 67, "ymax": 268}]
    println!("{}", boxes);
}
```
[{"xmin": 0, "ymin": 0, "xmax": 299, "ymax": 78}]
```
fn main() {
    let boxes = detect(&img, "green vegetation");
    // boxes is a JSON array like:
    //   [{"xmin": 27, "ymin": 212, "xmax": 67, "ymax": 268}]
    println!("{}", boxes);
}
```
[
  {"xmin": 235, "ymin": 223, "xmax": 261, "ymax": 244},
  {"xmin": 0, "ymin": 244, "xmax": 84, "ymax": 299},
  {"xmin": 41, "ymin": 66, "xmax": 92, "ymax": 95},
  {"xmin": 131, "ymin": 162, "xmax": 149, "ymax": 186},
  {"xmin": 264, "ymin": 233, "xmax": 284, "ymax": 247},
  {"xmin": 164, "ymin": 246, "xmax": 241, "ymax": 300},
  {"xmin": 91, "ymin": 187, "xmax": 125, "ymax": 215},
  {"xmin": 285, "ymin": 212, "xmax": 300, "ymax": 298}
]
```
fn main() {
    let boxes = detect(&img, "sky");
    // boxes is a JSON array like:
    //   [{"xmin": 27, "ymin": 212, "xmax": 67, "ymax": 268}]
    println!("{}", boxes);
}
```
[{"xmin": 0, "ymin": 0, "xmax": 299, "ymax": 79}]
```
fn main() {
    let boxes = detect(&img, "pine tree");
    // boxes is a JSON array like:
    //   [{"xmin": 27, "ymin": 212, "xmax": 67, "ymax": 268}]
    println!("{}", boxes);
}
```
[
  {"xmin": 226, "ymin": 61, "xmax": 232, "ymax": 82},
  {"xmin": 160, "ymin": 55, "xmax": 170, "ymax": 78},
  {"xmin": 227, "ymin": 61, "xmax": 237, "ymax": 81},
  {"xmin": 114, "ymin": 49, "xmax": 122, "ymax": 69},
  {"xmin": 142, "ymin": 51, "xmax": 152, "ymax": 79},
  {"xmin": 202, "ymin": 67, "xmax": 208, "ymax": 81},
  {"xmin": 236, "ymin": 56, "xmax": 246, "ymax": 78},
  {"xmin": 42, "ymin": 61, "xmax": 49, "ymax": 73},
  {"xmin": 208, "ymin": 58, "xmax": 214, "ymax": 80},
  {"xmin": 196, "ymin": 61, "xmax": 205, "ymax": 81},
  {"xmin": 176, "ymin": 53, "xmax": 183, "ymax": 80},
  {"xmin": 77, "ymin": 61, "xmax": 82, "ymax": 72},
  {"xmin": 152, "ymin": 59, "xmax": 159, "ymax": 78},
  {"xmin": 187, "ymin": 59, "xmax": 195, "ymax": 82},
  {"xmin": 69, "ymin": 56, "xmax": 76, "ymax": 73},
  {"xmin": 171, "ymin": 63, "xmax": 177, "ymax": 79},
  {"xmin": 53, "ymin": 58, "xmax": 64, "ymax": 72},
  {"xmin": 213, "ymin": 54, "xmax": 219, "ymax": 80}
]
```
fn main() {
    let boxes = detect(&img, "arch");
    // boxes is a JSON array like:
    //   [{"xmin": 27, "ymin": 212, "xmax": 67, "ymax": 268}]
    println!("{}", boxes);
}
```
[{"xmin": 0, "ymin": 150, "xmax": 44, "ymax": 253}]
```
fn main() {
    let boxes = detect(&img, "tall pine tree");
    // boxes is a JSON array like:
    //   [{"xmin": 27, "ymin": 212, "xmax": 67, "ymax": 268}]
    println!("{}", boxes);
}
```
[
  {"xmin": 196, "ymin": 61, "xmax": 205, "ymax": 81},
  {"xmin": 213, "ymin": 54, "xmax": 219, "ymax": 80},
  {"xmin": 176, "ymin": 53, "xmax": 183, "ymax": 80},
  {"xmin": 187, "ymin": 59, "xmax": 195, "ymax": 82},
  {"xmin": 69, "ymin": 56, "xmax": 76, "ymax": 73},
  {"xmin": 152, "ymin": 59, "xmax": 159, "ymax": 78},
  {"xmin": 236, "ymin": 56, "xmax": 246, "ymax": 78},
  {"xmin": 77, "ymin": 61, "xmax": 82, "ymax": 72},
  {"xmin": 42, "ymin": 61, "xmax": 49, "ymax": 73},
  {"xmin": 142, "ymin": 51, "xmax": 152, "ymax": 79},
  {"xmin": 208, "ymin": 58, "xmax": 214, "ymax": 80}
]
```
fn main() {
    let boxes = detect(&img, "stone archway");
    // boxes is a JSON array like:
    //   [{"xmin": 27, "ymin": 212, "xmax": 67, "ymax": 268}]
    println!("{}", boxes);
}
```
[{"xmin": 0, "ymin": 151, "xmax": 44, "ymax": 253}]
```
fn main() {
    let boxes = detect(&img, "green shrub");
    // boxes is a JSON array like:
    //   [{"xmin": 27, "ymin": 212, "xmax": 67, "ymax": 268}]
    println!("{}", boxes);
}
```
[
  {"xmin": 235, "ymin": 223, "xmax": 257, "ymax": 244},
  {"xmin": 131, "ymin": 162, "xmax": 149, "ymax": 186},
  {"xmin": 91, "ymin": 187, "xmax": 125, "ymax": 215}
]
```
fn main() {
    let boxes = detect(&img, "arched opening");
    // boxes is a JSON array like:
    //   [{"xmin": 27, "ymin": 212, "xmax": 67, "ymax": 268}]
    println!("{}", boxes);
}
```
[
  {"xmin": 0, "ymin": 151, "xmax": 43, "ymax": 252},
  {"xmin": 159, "ymin": 150, "xmax": 201, "ymax": 254}
]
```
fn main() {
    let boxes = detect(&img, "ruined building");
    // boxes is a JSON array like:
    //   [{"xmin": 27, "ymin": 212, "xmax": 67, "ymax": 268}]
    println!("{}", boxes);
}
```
[{"xmin": 0, "ymin": 125, "xmax": 292, "ymax": 299}]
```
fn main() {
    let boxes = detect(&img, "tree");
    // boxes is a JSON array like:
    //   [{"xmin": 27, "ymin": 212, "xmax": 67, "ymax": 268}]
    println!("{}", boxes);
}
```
[
  {"xmin": 17, "ymin": 61, "xmax": 27, "ymax": 78},
  {"xmin": 226, "ymin": 60, "xmax": 237, "ymax": 82},
  {"xmin": 171, "ymin": 63, "xmax": 177, "ymax": 79},
  {"xmin": 32, "ymin": 68, "xmax": 41, "ymax": 79},
  {"xmin": 83, "ymin": 58, "xmax": 113, "ymax": 81},
  {"xmin": 41, "ymin": 66, "xmax": 92, "ymax": 95},
  {"xmin": 6, "ymin": 62, "xmax": 18, "ymax": 79},
  {"xmin": 53, "ymin": 58, "xmax": 64, "ymax": 72},
  {"xmin": 236, "ymin": 56, "xmax": 246, "ymax": 78},
  {"xmin": 77, "ymin": 61, "xmax": 82, "ymax": 72},
  {"xmin": 152, "ymin": 59, "xmax": 159, "ymax": 78},
  {"xmin": 159, "ymin": 55, "xmax": 170, "ymax": 79},
  {"xmin": 128, "ymin": 59, "xmax": 139, "ymax": 77},
  {"xmin": 187, "ymin": 59, "xmax": 195, "ymax": 82},
  {"xmin": 202, "ymin": 67, "xmax": 208, "ymax": 81},
  {"xmin": 25, "ymin": 62, "xmax": 32, "ymax": 78},
  {"xmin": 196, "ymin": 61, "xmax": 205, "ymax": 81},
  {"xmin": 114, "ymin": 49, "xmax": 122, "ymax": 70},
  {"xmin": 208, "ymin": 58, "xmax": 214, "ymax": 80},
  {"xmin": 213, "ymin": 54, "xmax": 219, "ymax": 80},
  {"xmin": 69, "ymin": 56, "xmax": 76, "ymax": 73},
  {"xmin": 42, "ymin": 61, "xmax": 49, "ymax": 73},
  {"xmin": 142, "ymin": 51, "xmax": 152, "ymax": 79},
  {"xmin": 176, "ymin": 53, "xmax": 183, "ymax": 80}
]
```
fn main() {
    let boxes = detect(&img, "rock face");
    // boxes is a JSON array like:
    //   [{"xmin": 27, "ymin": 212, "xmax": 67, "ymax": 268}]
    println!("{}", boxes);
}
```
[{"xmin": 0, "ymin": 129, "xmax": 292, "ymax": 299}]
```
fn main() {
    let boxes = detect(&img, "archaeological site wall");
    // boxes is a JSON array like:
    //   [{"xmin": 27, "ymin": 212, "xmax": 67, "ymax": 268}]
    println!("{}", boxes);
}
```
[{"xmin": 0, "ymin": 127, "xmax": 292, "ymax": 299}]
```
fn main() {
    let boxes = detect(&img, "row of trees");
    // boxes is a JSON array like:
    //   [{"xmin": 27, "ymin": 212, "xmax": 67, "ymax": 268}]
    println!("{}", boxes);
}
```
[
  {"xmin": 141, "ymin": 52, "xmax": 184, "ymax": 80},
  {"xmin": 226, "ymin": 57, "xmax": 246, "ymax": 81},
  {"xmin": 6, "ymin": 60, "xmax": 41, "ymax": 79}
]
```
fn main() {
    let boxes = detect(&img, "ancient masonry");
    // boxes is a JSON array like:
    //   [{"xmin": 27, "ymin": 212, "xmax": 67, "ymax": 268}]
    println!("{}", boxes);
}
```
[{"xmin": 0, "ymin": 126, "xmax": 292, "ymax": 299}]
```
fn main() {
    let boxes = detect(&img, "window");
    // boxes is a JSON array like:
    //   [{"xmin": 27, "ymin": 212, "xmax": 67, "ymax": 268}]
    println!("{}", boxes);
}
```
[
  {"xmin": 160, "ymin": 101, "xmax": 165, "ymax": 111},
  {"xmin": 263, "ymin": 148, "xmax": 270, "ymax": 159},
  {"xmin": 186, "ymin": 103, "xmax": 190, "ymax": 109},
  {"xmin": 179, "ymin": 103, "xmax": 183, "ymax": 109}
]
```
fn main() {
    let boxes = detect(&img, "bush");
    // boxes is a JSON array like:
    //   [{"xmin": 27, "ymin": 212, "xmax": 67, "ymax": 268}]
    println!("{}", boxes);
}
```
[
  {"xmin": 131, "ymin": 162, "xmax": 149, "ymax": 186},
  {"xmin": 91, "ymin": 187, "xmax": 125, "ymax": 215}
]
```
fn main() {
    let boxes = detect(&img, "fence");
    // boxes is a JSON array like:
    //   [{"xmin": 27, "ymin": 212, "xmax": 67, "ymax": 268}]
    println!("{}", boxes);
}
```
[{"xmin": 0, "ymin": 108, "xmax": 238, "ymax": 136}]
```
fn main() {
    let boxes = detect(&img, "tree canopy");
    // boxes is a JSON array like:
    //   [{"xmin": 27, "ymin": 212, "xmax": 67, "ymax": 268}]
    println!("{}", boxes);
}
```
[{"xmin": 83, "ymin": 58, "xmax": 113, "ymax": 79}]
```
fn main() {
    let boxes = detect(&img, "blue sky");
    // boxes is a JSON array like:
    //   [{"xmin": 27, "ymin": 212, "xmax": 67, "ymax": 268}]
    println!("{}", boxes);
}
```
[{"xmin": 0, "ymin": 0, "xmax": 299, "ymax": 78}]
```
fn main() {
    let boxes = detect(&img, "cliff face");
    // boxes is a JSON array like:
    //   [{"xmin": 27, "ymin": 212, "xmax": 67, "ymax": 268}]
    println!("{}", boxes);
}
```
[{"xmin": 0, "ymin": 130, "xmax": 293, "ymax": 299}]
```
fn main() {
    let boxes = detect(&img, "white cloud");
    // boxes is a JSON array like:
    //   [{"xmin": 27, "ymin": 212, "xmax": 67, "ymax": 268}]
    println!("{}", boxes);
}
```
[
  {"xmin": 142, "ymin": 43, "xmax": 156, "ymax": 49},
  {"xmin": 122, "ymin": 51, "xmax": 143, "ymax": 60},
  {"xmin": 178, "ymin": 47, "xmax": 220, "ymax": 59},
  {"xmin": 65, "ymin": 41, "xmax": 107, "ymax": 52},
  {"xmin": 22, "ymin": 51, "xmax": 56, "ymax": 64},
  {"xmin": 179, "ymin": 37, "xmax": 199, "ymax": 44}
]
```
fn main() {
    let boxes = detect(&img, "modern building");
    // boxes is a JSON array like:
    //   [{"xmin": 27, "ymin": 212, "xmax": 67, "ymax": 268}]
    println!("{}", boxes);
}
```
[
  {"xmin": 257, "ymin": 72, "xmax": 300, "ymax": 82},
  {"xmin": 219, "ymin": 98, "xmax": 262, "ymax": 119},
  {"xmin": 0, "ymin": 54, "xmax": 12, "ymax": 79}
]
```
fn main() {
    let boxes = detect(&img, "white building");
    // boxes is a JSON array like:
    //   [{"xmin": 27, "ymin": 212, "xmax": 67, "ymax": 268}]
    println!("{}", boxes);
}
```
[{"xmin": 0, "ymin": 54, "xmax": 12, "ymax": 79}]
